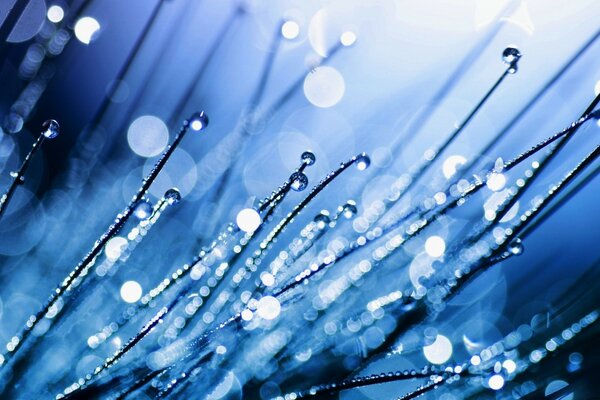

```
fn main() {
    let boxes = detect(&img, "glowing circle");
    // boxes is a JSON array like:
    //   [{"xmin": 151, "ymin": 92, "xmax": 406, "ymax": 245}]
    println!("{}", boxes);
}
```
[
  {"xmin": 236, "ymin": 208, "xmax": 261, "ymax": 233},
  {"xmin": 256, "ymin": 296, "xmax": 281, "ymax": 320},
  {"xmin": 442, "ymin": 155, "xmax": 467, "ymax": 179},
  {"xmin": 340, "ymin": 31, "xmax": 356, "ymax": 46},
  {"xmin": 502, "ymin": 359, "xmax": 516, "ymax": 374},
  {"xmin": 105, "ymin": 237, "xmax": 128, "ymax": 261},
  {"xmin": 545, "ymin": 380, "xmax": 573, "ymax": 400},
  {"xmin": 120, "ymin": 281, "xmax": 142, "ymax": 303},
  {"xmin": 47, "ymin": 5, "xmax": 65, "ymax": 23},
  {"xmin": 281, "ymin": 20, "xmax": 300, "ymax": 40},
  {"xmin": 425, "ymin": 236, "xmax": 446, "ymax": 258},
  {"xmin": 423, "ymin": 334, "xmax": 453, "ymax": 364},
  {"xmin": 488, "ymin": 374, "xmax": 505, "ymax": 390},
  {"xmin": 127, "ymin": 115, "xmax": 169, "ymax": 158},
  {"xmin": 74, "ymin": 17, "xmax": 101, "ymax": 45},
  {"xmin": 487, "ymin": 173, "xmax": 506, "ymax": 191},
  {"xmin": 241, "ymin": 309, "xmax": 253, "ymax": 321},
  {"xmin": 303, "ymin": 66, "xmax": 345, "ymax": 108}
]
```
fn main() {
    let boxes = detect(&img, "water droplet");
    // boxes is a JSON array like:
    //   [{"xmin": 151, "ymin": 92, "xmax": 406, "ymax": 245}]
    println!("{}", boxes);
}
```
[
  {"xmin": 502, "ymin": 47, "xmax": 521, "ymax": 64},
  {"xmin": 301, "ymin": 151, "xmax": 316, "ymax": 166},
  {"xmin": 189, "ymin": 111, "xmax": 209, "ymax": 131},
  {"xmin": 290, "ymin": 172, "xmax": 308, "ymax": 191},
  {"xmin": 355, "ymin": 153, "xmax": 370, "ymax": 170},
  {"xmin": 42, "ymin": 119, "xmax": 60, "ymax": 139},
  {"xmin": 314, "ymin": 211, "xmax": 331, "ymax": 227},
  {"xmin": 133, "ymin": 199, "xmax": 153, "ymax": 220},
  {"xmin": 508, "ymin": 238, "xmax": 524, "ymax": 255},
  {"xmin": 341, "ymin": 201, "xmax": 357, "ymax": 219},
  {"xmin": 164, "ymin": 188, "xmax": 181, "ymax": 205}
]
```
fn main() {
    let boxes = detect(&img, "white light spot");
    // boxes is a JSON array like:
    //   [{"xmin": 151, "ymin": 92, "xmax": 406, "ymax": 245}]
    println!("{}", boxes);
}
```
[
  {"xmin": 486, "ymin": 173, "xmax": 506, "ymax": 191},
  {"xmin": 120, "ymin": 281, "xmax": 142, "ymax": 303},
  {"xmin": 442, "ymin": 155, "xmax": 467, "ymax": 179},
  {"xmin": 281, "ymin": 20, "xmax": 300, "ymax": 40},
  {"xmin": 260, "ymin": 272, "xmax": 275, "ymax": 287},
  {"xmin": 340, "ymin": 31, "xmax": 356, "ymax": 46},
  {"xmin": 105, "ymin": 237, "xmax": 128, "ymax": 261},
  {"xmin": 241, "ymin": 309, "xmax": 253, "ymax": 321},
  {"xmin": 127, "ymin": 115, "xmax": 169, "ymax": 158},
  {"xmin": 488, "ymin": 374, "xmax": 505, "ymax": 390},
  {"xmin": 425, "ymin": 236, "xmax": 446, "ymax": 258},
  {"xmin": 423, "ymin": 334, "xmax": 453, "ymax": 364},
  {"xmin": 471, "ymin": 355, "xmax": 481, "ymax": 366},
  {"xmin": 595, "ymin": 80, "xmax": 600, "ymax": 96},
  {"xmin": 502, "ymin": 359, "xmax": 516, "ymax": 373},
  {"xmin": 47, "ymin": 5, "xmax": 64, "ymax": 23},
  {"xmin": 74, "ymin": 17, "xmax": 101, "ymax": 45},
  {"xmin": 256, "ymin": 296, "xmax": 281, "ymax": 320},
  {"xmin": 303, "ymin": 66, "xmax": 345, "ymax": 108},
  {"xmin": 190, "ymin": 120, "xmax": 203, "ymax": 131},
  {"xmin": 236, "ymin": 208, "xmax": 261, "ymax": 233}
]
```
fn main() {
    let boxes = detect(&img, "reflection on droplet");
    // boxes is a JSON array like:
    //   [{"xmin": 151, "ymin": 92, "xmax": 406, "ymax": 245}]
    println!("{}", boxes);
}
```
[
  {"xmin": 74, "ymin": 17, "xmax": 101, "ymax": 45},
  {"xmin": 42, "ymin": 119, "xmax": 60, "ymax": 139},
  {"xmin": 301, "ymin": 151, "xmax": 316, "ymax": 166},
  {"xmin": 290, "ymin": 172, "xmax": 308, "ymax": 191},
  {"xmin": 120, "ymin": 280, "xmax": 142, "ymax": 303},
  {"xmin": 236, "ymin": 208, "xmax": 261, "ymax": 233},
  {"xmin": 127, "ymin": 115, "xmax": 169, "ymax": 158},
  {"xmin": 423, "ymin": 334, "xmax": 452, "ymax": 364},
  {"xmin": 134, "ymin": 199, "xmax": 153, "ymax": 220},
  {"xmin": 303, "ymin": 66, "xmax": 345, "ymax": 108},
  {"xmin": 355, "ymin": 153, "xmax": 370, "ymax": 171}
]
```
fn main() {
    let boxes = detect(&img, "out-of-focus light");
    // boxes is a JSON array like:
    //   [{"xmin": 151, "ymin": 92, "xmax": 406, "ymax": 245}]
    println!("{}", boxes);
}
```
[
  {"xmin": 340, "ymin": 31, "xmax": 356, "ymax": 46},
  {"xmin": 281, "ymin": 20, "xmax": 300, "ymax": 39},
  {"xmin": 442, "ymin": 155, "xmax": 467, "ymax": 179},
  {"xmin": 471, "ymin": 355, "xmax": 481, "ymax": 366},
  {"xmin": 236, "ymin": 208, "xmax": 261, "ymax": 233},
  {"xmin": 545, "ymin": 380, "xmax": 573, "ymax": 400},
  {"xmin": 74, "ymin": 17, "xmax": 100, "ymax": 45},
  {"xmin": 260, "ymin": 272, "xmax": 275, "ymax": 287},
  {"xmin": 127, "ymin": 115, "xmax": 169, "ymax": 158},
  {"xmin": 120, "ymin": 281, "xmax": 142, "ymax": 303},
  {"xmin": 502, "ymin": 359, "xmax": 517, "ymax": 373},
  {"xmin": 105, "ymin": 237, "xmax": 128, "ymax": 261},
  {"xmin": 594, "ymin": 80, "xmax": 600, "ymax": 96},
  {"xmin": 303, "ymin": 66, "xmax": 345, "ymax": 108},
  {"xmin": 47, "ymin": 5, "xmax": 64, "ymax": 23},
  {"xmin": 256, "ymin": 296, "xmax": 281, "ymax": 320},
  {"xmin": 488, "ymin": 374, "xmax": 505, "ymax": 390},
  {"xmin": 241, "ymin": 309, "xmax": 253, "ymax": 321},
  {"xmin": 486, "ymin": 173, "xmax": 506, "ymax": 191},
  {"xmin": 423, "ymin": 334, "xmax": 452, "ymax": 364},
  {"xmin": 425, "ymin": 236, "xmax": 446, "ymax": 258}
]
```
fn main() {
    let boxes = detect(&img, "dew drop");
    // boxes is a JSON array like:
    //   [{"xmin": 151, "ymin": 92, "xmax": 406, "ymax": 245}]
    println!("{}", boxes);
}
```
[
  {"xmin": 301, "ymin": 151, "xmax": 316, "ymax": 166},
  {"xmin": 508, "ymin": 239, "xmax": 524, "ymax": 255},
  {"xmin": 189, "ymin": 111, "xmax": 209, "ymax": 131},
  {"xmin": 355, "ymin": 153, "xmax": 370, "ymax": 170},
  {"xmin": 164, "ymin": 188, "xmax": 181, "ymax": 205},
  {"xmin": 133, "ymin": 199, "xmax": 153, "ymax": 220},
  {"xmin": 42, "ymin": 119, "xmax": 60, "ymax": 139},
  {"xmin": 290, "ymin": 172, "xmax": 308, "ymax": 191}
]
